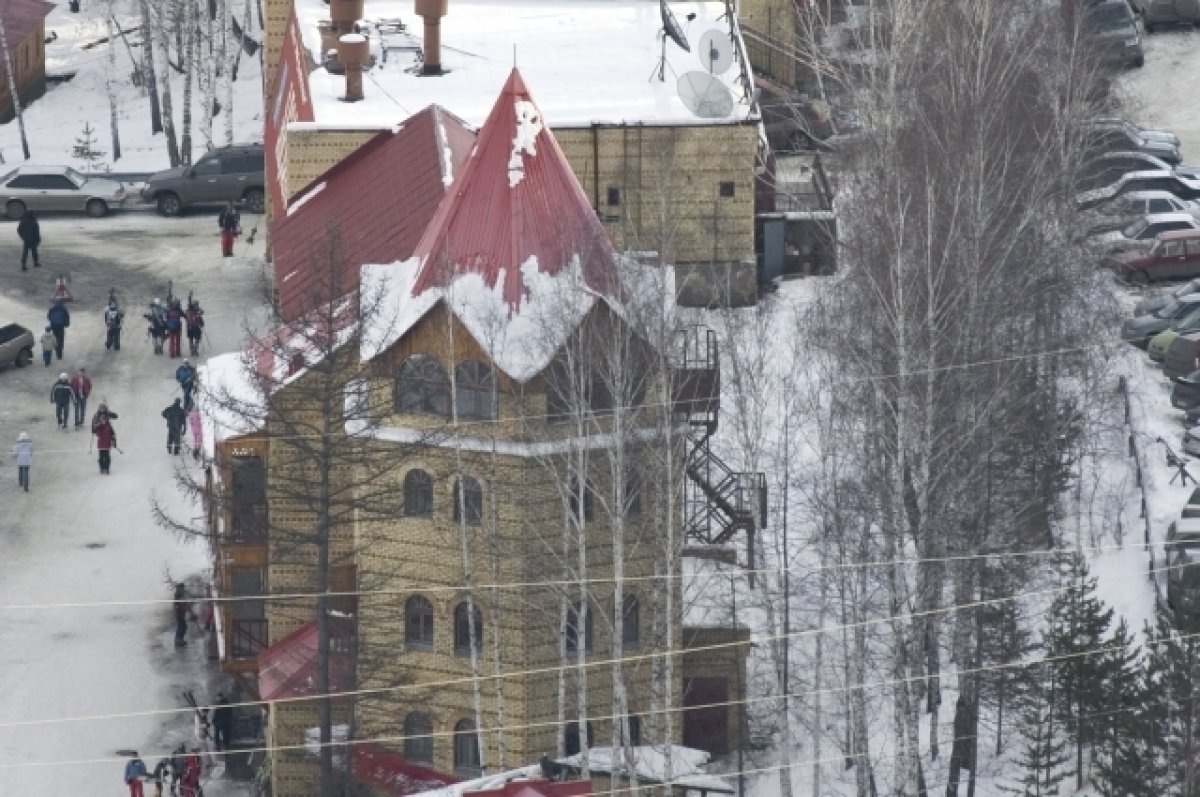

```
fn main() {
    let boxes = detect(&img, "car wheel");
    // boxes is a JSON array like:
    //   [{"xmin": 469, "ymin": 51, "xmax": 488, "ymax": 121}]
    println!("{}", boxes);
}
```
[
  {"xmin": 86, "ymin": 198, "xmax": 108, "ymax": 218},
  {"xmin": 243, "ymin": 188, "xmax": 265, "ymax": 214},
  {"xmin": 1129, "ymin": 270, "xmax": 1151, "ymax": 286},
  {"xmin": 156, "ymin": 192, "xmax": 182, "ymax": 217},
  {"xmin": 6, "ymin": 200, "xmax": 26, "ymax": 220},
  {"xmin": 14, "ymin": 346, "xmax": 31, "ymax": 368}
]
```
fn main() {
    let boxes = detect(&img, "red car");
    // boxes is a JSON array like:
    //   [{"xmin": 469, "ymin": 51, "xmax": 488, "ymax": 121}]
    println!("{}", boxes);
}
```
[{"xmin": 1113, "ymin": 229, "xmax": 1200, "ymax": 284}]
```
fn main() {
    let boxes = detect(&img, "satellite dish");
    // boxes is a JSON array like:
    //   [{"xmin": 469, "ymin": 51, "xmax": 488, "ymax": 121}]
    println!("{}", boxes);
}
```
[
  {"xmin": 698, "ymin": 30, "xmax": 734, "ymax": 75},
  {"xmin": 677, "ymin": 72, "xmax": 734, "ymax": 118},
  {"xmin": 661, "ymin": 0, "xmax": 691, "ymax": 53}
]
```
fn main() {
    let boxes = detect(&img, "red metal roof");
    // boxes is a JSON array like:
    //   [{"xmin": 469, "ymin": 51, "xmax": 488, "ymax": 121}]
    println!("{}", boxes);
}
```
[
  {"xmin": 2, "ymin": 0, "xmax": 53, "ymax": 52},
  {"xmin": 271, "ymin": 105, "xmax": 475, "ymax": 322},
  {"xmin": 353, "ymin": 745, "xmax": 459, "ymax": 796},
  {"xmin": 257, "ymin": 620, "xmax": 354, "ymax": 702},
  {"xmin": 411, "ymin": 68, "xmax": 617, "ymax": 307},
  {"xmin": 473, "ymin": 779, "xmax": 593, "ymax": 797}
]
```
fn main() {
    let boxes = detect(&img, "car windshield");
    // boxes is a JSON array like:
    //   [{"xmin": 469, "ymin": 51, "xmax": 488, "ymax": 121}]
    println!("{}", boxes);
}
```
[
  {"xmin": 1087, "ymin": 3, "xmax": 1131, "ymax": 27},
  {"xmin": 1123, "ymin": 218, "xmax": 1150, "ymax": 238}
]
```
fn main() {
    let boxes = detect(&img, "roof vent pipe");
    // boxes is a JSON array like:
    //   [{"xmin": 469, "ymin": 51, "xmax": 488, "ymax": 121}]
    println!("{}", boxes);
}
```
[
  {"xmin": 339, "ymin": 34, "xmax": 369, "ymax": 101},
  {"xmin": 415, "ymin": 0, "xmax": 448, "ymax": 75}
]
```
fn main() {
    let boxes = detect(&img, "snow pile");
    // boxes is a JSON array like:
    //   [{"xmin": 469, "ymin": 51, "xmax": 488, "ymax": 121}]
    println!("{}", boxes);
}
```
[
  {"xmin": 198, "ymin": 351, "xmax": 266, "ymax": 458},
  {"xmin": 507, "ymin": 100, "xmax": 542, "ymax": 188},
  {"xmin": 559, "ymin": 745, "xmax": 730, "ymax": 792}
]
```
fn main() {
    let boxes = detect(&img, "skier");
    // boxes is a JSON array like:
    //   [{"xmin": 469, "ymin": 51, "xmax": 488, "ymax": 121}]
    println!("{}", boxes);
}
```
[
  {"xmin": 218, "ymin": 201, "xmax": 240, "ymax": 257},
  {"xmin": 47, "ymin": 298, "xmax": 70, "ymax": 360},
  {"xmin": 70, "ymin": 367, "xmax": 92, "ymax": 428},
  {"xmin": 165, "ymin": 299, "xmax": 184, "ymax": 358},
  {"xmin": 39, "ymin": 326, "xmax": 54, "ymax": 367},
  {"xmin": 12, "ymin": 431, "xmax": 32, "ymax": 492},
  {"xmin": 150, "ymin": 755, "xmax": 175, "ymax": 797},
  {"xmin": 176, "ymin": 359, "xmax": 197, "ymax": 411},
  {"xmin": 163, "ymin": 398, "xmax": 187, "ymax": 455},
  {"xmin": 50, "ymin": 373, "xmax": 72, "ymax": 429},
  {"xmin": 105, "ymin": 299, "xmax": 125, "ymax": 351},
  {"xmin": 180, "ymin": 748, "xmax": 203, "ymax": 797},
  {"xmin": 17, "ymin": 207, "xmax": 40, "ymax": 270},
  {"xmin": 91, "ymin": 403, "xmax": 119, "ymax": 474},
  {"xmin": 188, "ymin": 407, "xmax": 203, "ymax": 461},
  {"xmin": 185, "ymin": 300, "xmax": 205, "ymax": 357},
  {"xmin": 145, "ymin": 299, "xmax": 166, "ymax": 355},
  {"xmin": 123, "ymin": 751, "xmax": 148, "ymax": 797},
  {"xmin": 212, "ymin": 692, "xmax": 234, "ymax": 752},
  {"xmin": 173, "ymin": 583, "xmax": 191, "ymax": 647}
]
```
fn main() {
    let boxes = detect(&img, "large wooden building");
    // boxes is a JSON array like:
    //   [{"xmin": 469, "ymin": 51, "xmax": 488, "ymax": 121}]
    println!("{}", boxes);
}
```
[{"xmin": 0, "ymin": 0, "xmax": 53, "ymax": 123}]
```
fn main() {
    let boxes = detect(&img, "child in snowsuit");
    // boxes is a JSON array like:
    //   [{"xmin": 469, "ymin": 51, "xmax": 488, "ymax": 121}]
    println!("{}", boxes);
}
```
[
  {"xmin": 124, "ymin": 752, "xmax": 147, "ymax": 797},
  {"xmin": 12, "ymin": 432, "xmax": 32, "ymax": 492},
  {"xmin": 91, "ymin": 404, "xmax": 118, "ymax": 474},
  {"xmin": 163, "ymin": 398, "xmax": 187, "ymax": 455},
  {"xmin": 50, "ymin": 373, "xmax": 72, "ymax": 429},
  {"xmin": 176, "ymin": 360, "xmax": 197, "ymax": 411},
  {"xmin": 219, "ymin": 202, "xmax": 240, "ymax": 257},
  {"xmin": 39, "ymin": 326, "xmax": 54, "ymax": 366}
]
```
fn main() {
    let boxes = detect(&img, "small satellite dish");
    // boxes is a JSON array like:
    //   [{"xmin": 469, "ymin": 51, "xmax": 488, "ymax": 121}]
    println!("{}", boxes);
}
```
[
  {"xmin": 677, "ymin": 72, "xmax": 735, "ymax": 118},
  {"xmin": 660, "ymin": 0, "xmax": 691, "ymax": 53},
  {"xmin": 698, "ymin": 30, "xmax": 734, "ymax": 75}
]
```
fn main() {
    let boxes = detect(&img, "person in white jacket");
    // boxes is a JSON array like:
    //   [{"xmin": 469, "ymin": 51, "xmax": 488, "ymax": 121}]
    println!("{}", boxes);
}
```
[{"xmin": 12, "ymin": 432, "xmax": 32, "ymax": 492}]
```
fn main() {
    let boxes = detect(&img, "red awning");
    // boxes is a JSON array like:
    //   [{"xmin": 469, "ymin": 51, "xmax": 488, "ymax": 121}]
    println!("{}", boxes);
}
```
[
  {"xmin": 353, "ymin": 744, "xmax": 459, "ymax": 796},
  {"xmin": 257, "ymin": 620, "xmax": 353, "ymax": 702}
]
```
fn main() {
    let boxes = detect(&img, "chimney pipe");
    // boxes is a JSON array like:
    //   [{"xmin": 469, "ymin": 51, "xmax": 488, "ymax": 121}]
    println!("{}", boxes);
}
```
[
  {"xmin": 415, "ymin": 0, "xmax": 448, "ymax": 75},
  {"xmin": 338, "ymin": 34, "xmax": 369, "ymax": 101}
]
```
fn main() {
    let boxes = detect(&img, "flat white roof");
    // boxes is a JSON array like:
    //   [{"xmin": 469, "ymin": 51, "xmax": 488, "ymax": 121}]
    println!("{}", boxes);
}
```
[{"xmin": 294, "ymin": 0, "xmax": 758, "ymax": 129}]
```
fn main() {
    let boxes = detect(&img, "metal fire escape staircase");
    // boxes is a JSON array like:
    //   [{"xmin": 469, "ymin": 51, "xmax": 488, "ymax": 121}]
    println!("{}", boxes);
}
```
[{"xmin": 672, "ymin": 326, "xmax": 768, "ymax": 576}]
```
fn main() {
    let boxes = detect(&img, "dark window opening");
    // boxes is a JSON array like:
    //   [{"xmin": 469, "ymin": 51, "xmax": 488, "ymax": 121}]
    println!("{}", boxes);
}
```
[
  {"xmin": 454, "ymin": 719, "xmax": 482, "ymax": 774},
  {"xmin": 719, "ymin": 181, "xmax": 735, "ymax": 198},
  {"xmin": 404, "ymin": 713, "xmax": 434, "ymax": 763},
  {"xmin": 396, "ymin": 354, "xmax": 451, "ymax": 416},
  {"xmin": 565, "ymin": 601, "xmax": 593, "ymax": 653},
  {"xmin": 620, "ymin": 716, "xmax": 642, "ymax": 747},
  {"xmin": 453, "ymin": 476, "xmax": 483, "ymax": 525},
  {"xmin": 569, "ymin": 477, "xmax": 594, "ymax": 522},
  {"xmin": 622, "ymin": 594, "xmax": 640, "ymax": 648},
  {"xmin": 404, "ymin": 469, "xmax": 433, "ymax": 517},
  {"xmin": 230, "ymin": 456, "xmax": 267, "ymax": 539},
  {"xmin": 564, "ymin": 721, "xmax": 595, "ymax": 756},
  {"xmin": 455, "ymin": 361, "xmax": 497, "ymax": 421},
  {"xmin": 607, "ymin": 187, "xmax": 621, "ymax": 206},
  {"xmin": 454, "ymin": 602, "xmax": 483, "ymax": 655},
  {"xmin": 405, "ymin": 595, "xmax": 434, "ymax": 650}
]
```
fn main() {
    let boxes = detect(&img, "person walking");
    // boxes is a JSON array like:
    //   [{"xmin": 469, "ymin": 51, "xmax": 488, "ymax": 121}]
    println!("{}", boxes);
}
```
[
  {"xmin": 165, "ymin": 299, "xmax": 183, "ymax": 358},
  {"xmin": 91, "ymin": 403, "xmax": 118, "ymax": 474},
  {"xmin": 176, "ymin": 359, "xmax": 197, "ymax": 411},
  {"xmin": 145, "ymin": 299, "xmax": 166, "ymax": 355},
  {"xmin": 17, "ymin": 208, "xmax": 40, "ymax": 270},
  {"xmin": 39, "ymin": 326, "xmax": 54, "ymax": 367},
  {"xmin": 12, "ymin": 432, "xmax": 32, "ymax": 492},
  {"xmin": 212, "ymin": 692, "xmax": 234, "ymax": 753},
  {"xmin": 163, "ymin": 398, "xmax": 187, "ymax": 455},
  {"xmin": 46, "ymin": 299, "xmax": 70, "ymax": 360},
  {"xmin": 50, "ymin": 373, "xmax": 72, "ymax": 429},
  {"xmin": 219, "ymin": 201, "xmax": 240, "ymax": 257},
  {"xmin": 180, "ymin": 749, "xmax": 203, "ymax": 797},
  {"xmin": 70, "ymin": 367, "xmax": 92, "ymax": 428},
  {"xmin": 105, "ymin": 299, "xmax": 125, "ymax": 351},
  {"xmin": 185, "ymin": 300, "xmax": 205, "ymax": 357},
  {"xmin": 123, "ymin": 752, "xmax": 147, "ymax": 797},
  {"xmin": 173, "ymin": 583, "xmax": 191, "ymax": 647}
]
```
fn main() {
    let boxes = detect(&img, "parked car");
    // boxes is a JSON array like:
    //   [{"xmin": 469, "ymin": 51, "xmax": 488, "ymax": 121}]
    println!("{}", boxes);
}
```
[
  {"xmin": 0, "ymin": 323, "xmax": 34, "ymax": 368},
  {"xmin": 0, "ymin": 166, "xmax": 126, "ymax": 219},
  {"xmin": 1135, "ymin": 0, "xmax": 1200, "ymax": 31},
  {"xmin": 1080, "ymin": 152, "xmax": 1200, "ymax": 192},
  {"xmin": 1183, "ymin": 487, "xmax": 1200, "ymax": 517},
  {"xmin": 1122, "ymin": 293, "xmax": 1200, "ymax": 346},
  {"xmin": 141, "ymin": 143, "xmax": 266, "ymax": 216},
  {"xmin": 1145, "ymin": 304, "xmax": 1200, "ymax": 361},
  {"xmin": 1083, "ymin": 190, "xmax": 1200, "ymax": 235},
  {"xmin": 1111, "ymin": 229, "xmax": 1200, "ymax": 283},
  {"xmin": 1088, "ymin": 212, "xmax": 1200, "ymax": 254},
  {"xmin": 1084, "ymin": 118, "xmax": 1182, "ymax": 163},
  {"xmin": 1167, "ymin": 516, "xmax": 1200, "ymax": 546},
  {"xmin": 1133, "ymin": 276, "xmax": 1200, "ymax": 315},
  {"xmin": 1083, "ymin": 0, "xmax": 1145, "ymax": 67},
  {"xmin": 1165, "ymin": 331, "xmax": 1200, "ymax": 378},
  {"xmin": 1172, "ymin": 368, "xmax": 1200, "ymax": 409},
  {"xmin": 1077, "ymin": 170, "xmax": 1200, "ymax": 209}
]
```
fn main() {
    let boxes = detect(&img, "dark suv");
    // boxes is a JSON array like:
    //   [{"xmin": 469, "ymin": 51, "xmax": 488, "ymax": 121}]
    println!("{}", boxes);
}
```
[{"xmin": 142, "ymin": 144, "xmax": 265, "ymax": 216}]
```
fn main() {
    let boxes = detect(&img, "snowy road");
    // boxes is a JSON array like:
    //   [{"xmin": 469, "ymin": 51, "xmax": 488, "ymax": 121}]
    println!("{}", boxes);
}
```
[
  {"xmin": 1117, "ymin": 29, "xmax": 1200, "ymax": 161},
  {"xmin": 0, "ymin": 212, "xmax": 267, "ymax": 795}
]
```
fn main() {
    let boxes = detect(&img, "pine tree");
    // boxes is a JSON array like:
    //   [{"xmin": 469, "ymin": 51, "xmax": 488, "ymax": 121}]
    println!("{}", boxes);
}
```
[
  {"xmin": 1003, "ymin": 665, "xmax": 1073, "ymax": 797},
  {"xmin": 1041, "ymin": 555, "xmax": 1114, "ymax": 789},
  {"xmin": 1150, "ymin": 611, "xmax": 1200, "ymax": 795},
  {"xmin": 72, "ymin": 122, "xmax": 106, "ymax": 171},
  {"xmin": 1093, "ymin": 619, "xmax": 1152, "ymax": 797}
]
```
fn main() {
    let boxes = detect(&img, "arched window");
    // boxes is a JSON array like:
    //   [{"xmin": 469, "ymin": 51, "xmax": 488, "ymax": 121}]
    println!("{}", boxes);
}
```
[
  {"xmin": 453, "ymin": 476, "xmax": 483, "ymax": 525},
  {"xmin": 454, "ymin": 719, "xmax": 481, "ymax": 773},
  {"xmin": 403, "ymin": 469, "xmax": 433, "ymax": 517},
  {"xmin": 405, "ymin": 595, "xmax": 434, "ymax": 650},
  {"xmin": 622, "ymin": 595, "xmax": 640, "ymax": 648},
  {"xmin": 455, "ymin": 361, "xmax": 496, "ymax": 421},
  {"xmin": 565, "ymin": 601, "xmax": 593, "ymax": 653},
  {"xmin": 568, "ymin": 477, "xmax": 593, "ymax": 522},
  {"xmin": 622, "ymin": 716, "xmax": 642, "ymax": 747},
  {"xmin": 404, "ymin": 712, "xmax": 434, "ymax": 763},
  {"xmin": 395, "ymin": 355, "xmax": 450, "ymax": 416},
  {"xmin": 454, "ymin": 602, "xmax": 483, "ymax": 655},
  {"xmin": 563, "ymin": 721, "xmax": 595, "ymax": 756}
]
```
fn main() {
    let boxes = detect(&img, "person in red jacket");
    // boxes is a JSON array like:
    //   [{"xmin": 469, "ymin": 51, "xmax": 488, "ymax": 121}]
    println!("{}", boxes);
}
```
[
  {"xmin": 91, "ymin": 403, "xmax": 119, "ymax": 474},
  {"xmin": 69, "ymin": 367, "xmax": 92, "ymax": 428},
  {"xmin": 180, "ymin": 749, "xmax": 203, "ymax": 797},
  {"xmin": 165, "ymin": 300, "xmax": 184, "ymax": 359}
]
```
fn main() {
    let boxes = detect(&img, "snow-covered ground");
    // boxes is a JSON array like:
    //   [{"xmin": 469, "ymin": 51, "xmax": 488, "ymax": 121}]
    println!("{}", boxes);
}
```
[{"xmin": 0, "ymin": 1, "xmax": 267, "ymax": 794}]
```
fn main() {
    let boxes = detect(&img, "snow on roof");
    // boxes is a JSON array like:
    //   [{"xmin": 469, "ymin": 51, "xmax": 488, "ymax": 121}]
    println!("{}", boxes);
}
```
[
  {"xmin": 558, "ymin": 745, "xmax": 732, "ymax": 794},
  {"xmin": 293, "ymin": 0, "xmax": 756, "ymax": 130},
  {"xmin": 407, "ymin": 765, "xmax": 542, "ymax": 797},
  {"xmin": 198, "ymin": 352, "xmax": 266, "ymax": 458},
  {"xmin": 1, "ymin": 0, "xmax": 53, "ymax": 53}
]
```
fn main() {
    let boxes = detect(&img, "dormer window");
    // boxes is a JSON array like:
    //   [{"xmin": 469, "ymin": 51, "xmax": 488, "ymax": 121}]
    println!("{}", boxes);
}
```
[
  {"xmin": 396, "ymin": 354, "xmax": 450, "ymax": 416},
  {"xmin": 455, "ymin": 361, "xmax": 497, "ymax": 421}
]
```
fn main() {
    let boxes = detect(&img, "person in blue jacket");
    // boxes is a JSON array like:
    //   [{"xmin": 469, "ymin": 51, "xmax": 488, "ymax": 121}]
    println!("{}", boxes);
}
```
[
  {"xmin": 46, "ymin": 299, "xmax": 70, "ymax": 360},
  {"xmin": 123, "ymin": 751, "xmax": 147, "ymax": 797}
]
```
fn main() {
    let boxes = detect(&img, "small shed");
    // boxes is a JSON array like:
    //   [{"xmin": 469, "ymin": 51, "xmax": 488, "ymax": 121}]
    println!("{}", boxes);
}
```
[{"xmin": 0, "ymin": 0, "xmax": 54, "ymax": 123}]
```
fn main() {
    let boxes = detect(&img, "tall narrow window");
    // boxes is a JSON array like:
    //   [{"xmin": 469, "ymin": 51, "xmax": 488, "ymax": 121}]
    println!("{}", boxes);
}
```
[
  {"xmin": 454, "ymin": 602, "xmax": 483, "ymax": 655},
  {"xmin": 453, "ymin": 719, "xmax": 481, "ymax": 774},
  {"xmin": 564, "ymin": 721, "xmax": 595, "ymax": 756},
  {"xmin": 403, "ymin": 469, "xmax": 433, "ymax": 517},
  {"xmin": 565, "ymin": 601, "xmax": 593, "ymax": 653},
  {"xmin": 622, "ymin": 594, "xmax": 640, "ymax": 648},
  {"xmin": 404, "ymin": 713, "xmax": 434, "ymax": 763},
  {"xmin": 395, "ymin": 354, "xmax": 450, "ymax": 416},
  {"xmin": 568, "ymin": 477, "xmax": 594, "ymax": 522},
  {"xmin": 455, "ymin": 361, "xmax": 496, "ymax": 421},
  {"xmin": 453, "ymin": 476, "xmax": 483, "ymax": 525},
  {"xmin": 405, "ymin": 595, "xmax": 434, "ymax": 650}
]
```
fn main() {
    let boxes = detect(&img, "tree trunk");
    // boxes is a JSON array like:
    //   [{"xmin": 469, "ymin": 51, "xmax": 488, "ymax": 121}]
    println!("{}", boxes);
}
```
[
  {"xmin": 0, "ymin": 13, "xmax": 31, "ymax": 159},
  {"xmin": 180, "ymin": 0, "xmax": 195, "ymax": 165},
  {"xmin": 138, "ymin": 0, "xmax": 163, "ymax": 135},
  {"xmin": 104, "ymin": 1, "xmax": 122, "ymax": 161},
  {"xmin": 156, "ymin": 1, "xmax": 181, "ymax": 165}
]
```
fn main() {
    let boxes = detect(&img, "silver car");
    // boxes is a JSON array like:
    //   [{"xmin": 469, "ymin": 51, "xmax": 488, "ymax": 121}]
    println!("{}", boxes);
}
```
[
  {"xmin": 0, "ymin": 166, "xmax": 126, "ymax": 219},
  {"xmin": 1083, "ymin": 190, "xmax": 1200, "ymax": 235},
  {"xmin": 1089, "ymin": 212, "xmax": 1200, "ymax": 255}
]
